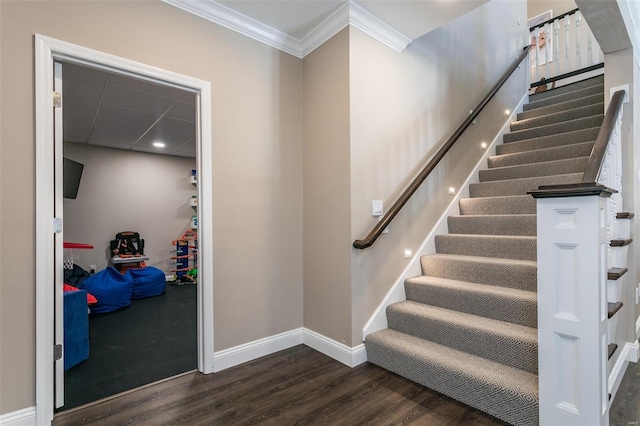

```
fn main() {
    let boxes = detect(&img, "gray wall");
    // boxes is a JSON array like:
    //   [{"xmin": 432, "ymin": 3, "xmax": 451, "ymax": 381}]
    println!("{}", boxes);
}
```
[
  {"xmin": 63, "ymin": 143, "xmax": 196, "ymax": 274},
  {"xmin": 0, "ymin": 0, "xmax": 303, "ymax": 413}
]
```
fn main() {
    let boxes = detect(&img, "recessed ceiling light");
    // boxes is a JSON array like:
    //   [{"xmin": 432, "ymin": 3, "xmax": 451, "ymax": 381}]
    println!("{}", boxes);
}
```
[{"xmin": 153, "ymin": 142, "xmax": 166, "ymax": 148}]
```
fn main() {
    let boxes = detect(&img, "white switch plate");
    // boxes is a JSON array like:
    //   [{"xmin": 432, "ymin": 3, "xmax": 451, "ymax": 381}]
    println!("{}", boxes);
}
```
[{"xmin": 372, "ymin": 200, "xmax": 383, "ymax": 216}]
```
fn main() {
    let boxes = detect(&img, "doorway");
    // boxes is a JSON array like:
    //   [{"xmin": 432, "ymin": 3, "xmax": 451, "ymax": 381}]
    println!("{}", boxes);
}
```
[
  {"xmin": 35, "ymin": 34, "xmax": 214, "ymax": 425},
  {"xmin": 58, "ymin": 60, "xmax": 199, "ymax": 410}
]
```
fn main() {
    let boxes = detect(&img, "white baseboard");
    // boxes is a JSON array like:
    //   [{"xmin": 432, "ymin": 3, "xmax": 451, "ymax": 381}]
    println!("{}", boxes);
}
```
[
  {"xmin": 636, "ymin": 315, "xmax": 640, "ymax": 339},
  {"xmin": 608, "ymin": 341, "xmax": 640, "ymax": 404},
  {"xmin": 213, "ymin": 327, "xmax": 367, "ymax": 372},
  {"xmin": 362, "ymin": 92, "xmax": 529, "ymax": 341},
  {"xmin": 303, "ymin": 328, "xmax": 367, "ymax": 367},
  {"xmin": 0, "ymin": 407, "xmax": 36, "ymax": 426},
  {"xmin": 213, "ymin": 328, "xmax": 303, "ymax": 372}
]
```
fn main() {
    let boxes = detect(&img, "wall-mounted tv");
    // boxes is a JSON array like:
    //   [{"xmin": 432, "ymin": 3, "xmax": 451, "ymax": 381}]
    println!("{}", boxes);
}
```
[{"xmin": 63, "ymin": 157, "xmax": 84, "ymax": 199}]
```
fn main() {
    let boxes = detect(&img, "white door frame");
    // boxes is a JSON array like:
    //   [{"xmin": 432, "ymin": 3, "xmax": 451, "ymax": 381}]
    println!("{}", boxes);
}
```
[{"xmin": 35, "ymin": 34, "xmax": 214, "ymax": 425}]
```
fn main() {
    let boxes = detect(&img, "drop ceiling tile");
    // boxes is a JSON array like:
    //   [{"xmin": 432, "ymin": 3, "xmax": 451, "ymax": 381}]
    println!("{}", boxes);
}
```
[
  {"xmin": 93, "ymin": 104, "xmax": 159, "ymax": 131},
  {"xmin": 102, "ymin": 84, "xmax": 177, "ymax": 115},
  {"xmin": 89, "ymin": 127, "xmax": 143, "ymax": 148},
  {"xmin": 154, "ymin": 116, "xmax": 195, "ymax": 136},
  {"xmin": 63, "ymin": 97, "xmax": 99, "ymax": 143},
  {"xmin": 62, "ymin": 62, "xmax": 110, "ymax": 102},
  {"xmin": 109, "ymin": 74, "xmax": 196, "ymax": 104},
  {"xmin": 166, "ymin": 101, "xmax": 196, "ymax": 122}
]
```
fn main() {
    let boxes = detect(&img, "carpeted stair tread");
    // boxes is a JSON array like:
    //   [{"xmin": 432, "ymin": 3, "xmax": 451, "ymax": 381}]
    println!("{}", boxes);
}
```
[
  {"xmin": 469, "ymin": 173, "xmax": 583, "ymax": 197},
  {"xmin": 459, "ymin": 195, "xmax": 536, "ymax": 215},
  {"xmin": 435, "ymin": 234, "xmax": 536, "ymax": 261},
  {"xmin": 518, "ymin": 93, "xmax": 604, "ymax": 121},
  {"xmin": 524, "ymin": 84, "xmax": 604, "ymax": 111},
  {"xmin": 529, "ymin": 74, "xmax": 603, "ymax": 102},
  {"xmin": 480, "ymin": 157, "xmax": 589, "ymax": 182},
  {"xmin": 510, "ymin": 102, "xmax": 603, "ymax": 132},
  {"xmin": 405, "ymin": 275, "xmax": 537, "ymax": 328},
  {"xmin": 421, "ymin": 253, "xmax": 537, "ymax": 292},
  {"xmin": 448, "ymin": 214, "xmax": 537, "ymax": 236},
  {"xmin": 490, "ymin": 142, "xmax": 594, "ymax": 168},
  {"xmin": 387, "ymin": 301, "xmax": 538, "ymax": 373},
  {"xmin": 496, "ymin": 127, "xmax": 599, "ymax": 155},
  {"xmin": 503, "ymin": 115, "xmax": 604, "ymax": 143},
  {"xmin": 365, "ymin": 329, "xmax": 539, "ymax": 426}
]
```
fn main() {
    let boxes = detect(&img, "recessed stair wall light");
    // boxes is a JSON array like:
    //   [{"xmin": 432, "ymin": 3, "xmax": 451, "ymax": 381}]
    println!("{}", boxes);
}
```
[
  {"xmin": 480, "ymin": 142, "xmax": 488, "ymax": 149},
  {"xmin": 448, "ymin": 187, "xmax": 456, "ymax": 195}
]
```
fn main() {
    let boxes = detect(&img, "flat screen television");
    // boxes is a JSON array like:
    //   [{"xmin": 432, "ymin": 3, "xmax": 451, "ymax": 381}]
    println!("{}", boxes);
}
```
[{"xmin": 63, "ymin": 157, "xmax": 84, "ymax": 199}]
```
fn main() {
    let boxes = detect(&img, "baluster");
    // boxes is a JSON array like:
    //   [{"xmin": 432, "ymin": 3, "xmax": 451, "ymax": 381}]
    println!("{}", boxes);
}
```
[
  {"xmin": 554, "ymin": 19, "xmax": 560, "ymax": 77},
  {"xmin": 545, "ymin": 23, "xmax": 550, "ymax": 78},
  {"xmin": 565, "ymin": 15, "xmax": 571, "ymax": 73},
  {"xmin": 587, "ymin": 26, "xmax": 593, "ymax": 65},
  {"xmin": 536, "ymin": 27, "xmax": 541, "ymax": 81},
  {"xmin": 576, "ymin": 11, "xmax": 582, "ymax": 69}
]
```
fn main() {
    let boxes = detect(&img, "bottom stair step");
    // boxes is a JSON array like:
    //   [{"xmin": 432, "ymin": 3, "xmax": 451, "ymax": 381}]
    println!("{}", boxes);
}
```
[{"xmin": 366, "ymin": 328, "xmax": 539, "ymax": 425}]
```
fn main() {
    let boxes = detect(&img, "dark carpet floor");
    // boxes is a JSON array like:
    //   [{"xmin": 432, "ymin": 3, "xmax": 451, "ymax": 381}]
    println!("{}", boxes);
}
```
[{"xmin": 60, "ymin": 283, "xmax": 197, "ymax": 411}]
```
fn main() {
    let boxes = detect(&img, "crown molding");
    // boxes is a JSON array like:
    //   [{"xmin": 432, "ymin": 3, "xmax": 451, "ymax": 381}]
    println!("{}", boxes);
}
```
[
  {"xmin": 162, "ymin": 0, "xmax": 302, "ymax": 57},
  {"xmin": 162, "ymin": 0, "xmax": 411, "ymax": 58}
]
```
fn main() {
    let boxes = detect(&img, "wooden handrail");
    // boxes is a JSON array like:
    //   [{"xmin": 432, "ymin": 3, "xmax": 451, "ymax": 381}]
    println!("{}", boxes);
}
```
[
  {"xmin": 582, "ymin": 90, "xmax": 625, "ymax": 183},
  {"xmin": 529, "ymin": 7, "xmax": 579, "ymax": 31},
  {"xmin": 530, "ymin": 63, "xmax": 604, "ymax": 88},
  {"xmin": 353, "ymin": 45, "xmax": 533, "ymax": 249}
]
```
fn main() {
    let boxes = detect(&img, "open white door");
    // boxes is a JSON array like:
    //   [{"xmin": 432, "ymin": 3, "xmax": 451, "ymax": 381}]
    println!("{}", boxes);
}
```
[{"xmin": 54, "ymin": 61, "xmax": 65, "ymax": 409}]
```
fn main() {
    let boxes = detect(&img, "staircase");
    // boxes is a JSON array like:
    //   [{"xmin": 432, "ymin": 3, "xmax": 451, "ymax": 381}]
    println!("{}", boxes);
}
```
[{"xmin": 365, "ymin": 75, "xmax": 605, "ymax": 425}]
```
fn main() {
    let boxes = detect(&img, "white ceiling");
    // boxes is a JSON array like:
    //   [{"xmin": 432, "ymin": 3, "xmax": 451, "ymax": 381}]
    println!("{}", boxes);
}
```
[{"xmin": 63, "ymin": 62, "xmax": 196, "ymax": 158}]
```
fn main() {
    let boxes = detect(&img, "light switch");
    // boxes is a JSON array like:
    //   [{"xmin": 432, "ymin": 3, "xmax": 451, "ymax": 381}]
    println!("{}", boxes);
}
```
[{"xmin": 372, "ymin": 200, "xmax": 383, "ymax": 216}]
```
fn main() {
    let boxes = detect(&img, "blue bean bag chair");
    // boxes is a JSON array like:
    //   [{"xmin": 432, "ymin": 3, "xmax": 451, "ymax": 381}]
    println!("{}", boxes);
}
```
[
  {"xmin": 127, "ymin": 266, "xmax": 166, "ymax": 299},
  {"xmin": 79, "ymin": 267, "xmax": 133, "ymax": 314}
]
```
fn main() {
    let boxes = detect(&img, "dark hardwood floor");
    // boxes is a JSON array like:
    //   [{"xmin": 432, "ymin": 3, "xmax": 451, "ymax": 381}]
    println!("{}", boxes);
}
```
[
  {"xmin": 610, "ymin": 354, "xmax": 640, "ymax": 425},
  {"xmin": 53, "ymin": 345, "xmax": 508, "ymax": 425}
]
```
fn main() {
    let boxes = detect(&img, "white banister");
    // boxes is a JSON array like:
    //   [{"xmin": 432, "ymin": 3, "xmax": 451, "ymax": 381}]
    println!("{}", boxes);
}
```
[
  {"xmin": 554, "ymin": 19, "xmax": 561, "ymax": 77},
  {"xmin": 534, "ymin": 187, "xmax": 611, "ymax": 426},
  {"xmin": 545, "ymin": 23, "xmax": 551, "ymax": 78},
  {"xmin": 587, "ymin": 27, "xmax": 594, "ymax": 66},
  {"xmin": 532, "ymin": 90, "xmax": 627, "ymax": 426}
]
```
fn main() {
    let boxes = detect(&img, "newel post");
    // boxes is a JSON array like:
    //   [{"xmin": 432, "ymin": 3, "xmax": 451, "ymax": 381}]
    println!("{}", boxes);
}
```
[{"xmin": 531, "ymin": 184, "xmax": 612, "ymax": 426}]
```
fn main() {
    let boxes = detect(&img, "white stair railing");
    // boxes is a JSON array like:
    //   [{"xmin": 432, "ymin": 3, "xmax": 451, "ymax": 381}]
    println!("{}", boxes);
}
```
[
  {"xmin": 529, "ymin": 8, "xmax": 603, "ymax": 89},
  {"xmin": 531, "ymin": 89, "xmax": 627, "ymax": 426}
]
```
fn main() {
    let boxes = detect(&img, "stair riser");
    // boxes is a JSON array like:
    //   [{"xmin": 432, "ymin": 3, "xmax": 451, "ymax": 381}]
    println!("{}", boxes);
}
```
[
  {"xmin": 490, "ymin": 142, "xmax": 594, "ymax": 168},
  {"xmin": 405, "ymin": 280, "xmax": 537, "ymax": 328},
  {"xmin": 447, "ymin": 215, "xmax": 537, "ymax": 236},
  {"xmin": 480, "ymin": 157, "xmax": 588, "ymax": 182},
  {"xmin": 459, "ymin": 196, "xmax": 536, "ymax": 215},
  {"xmin": 524, "ymin": 84, "xmax": 604, "ymax": 110},
  {"xmin": 387, "ymin": 306, "xmax": 538, "ymax": 374},
  {"xmin": 510, "ymin": 103, "xmax": 603, "ymax": 132},
  {"xmin": 421, "ymin": 256, "xmax": 537, "ymax": 291},
  {"xmin": 518, "ymin": 94, "xmax": 603, "ymax": 120},
  {"xmin": 529, "ymin": 75, "xmax": 603, "ymax": 102},
  {"xmin": 496, "ymin": 127, "xmax": 599, "ymax": 155},
  {"xmin": 435, "ymin": 235, "xmax": 536, "ymax": 261},
  {"xmin": 469, "ymin": 173, "xmax": 583, "ymax": 197},
  {"xmin": 503, "ymin": 115, "xmax": 604, "ymax": 143},
  {"xmin": 365, "ymin": 332, "xmax": 539, "ymax": 426}
]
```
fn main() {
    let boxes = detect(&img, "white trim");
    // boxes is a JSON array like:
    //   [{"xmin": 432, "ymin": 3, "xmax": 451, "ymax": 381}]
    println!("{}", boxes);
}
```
[
  {"xmin": 213, "ymin": 328, "xmax": 304, "ymax": 372},
  {"xmin": 348, "ymin": 2, "xmax": 411, "ymax": 53},
  {"xmin": 212, "ymin": 328, "xmax": 367, "ymax": 372},
  {"xmin": 35, "ymin": 34, "xmax": 215, "ymax": 424},
  {"xmin": 608, "ymin": 341, "xmax": 639, "ymax": 404},
  {"xmin": 0, "ymin": 407, "xmax": 36, "ymax": 426},
  {"xmin": 362, "ymin": 92, "xmax": 529, "ymax": 341},
  {"xmin": 636, "ymin": 314, "xmax": 640, "ymax": 338},
  {"xmin": 303, "ymin": 328, "xmax": 367, "ymax": 367},
  {"xmin": 162, "ymin": 0, "xmax": 302, "ymax": 57},
  {"xmin": 162, "ymin": 0, "xmax": 411, "ymax": 58}
]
